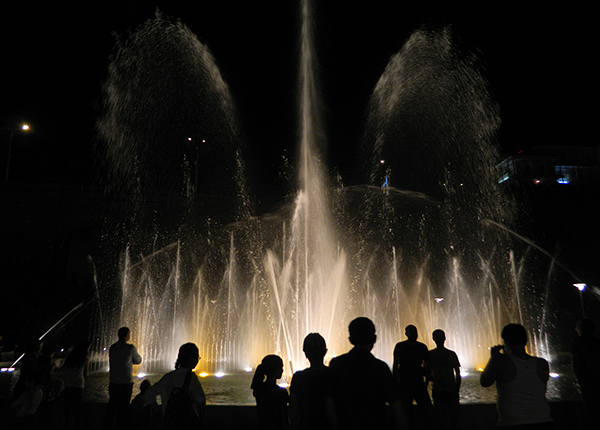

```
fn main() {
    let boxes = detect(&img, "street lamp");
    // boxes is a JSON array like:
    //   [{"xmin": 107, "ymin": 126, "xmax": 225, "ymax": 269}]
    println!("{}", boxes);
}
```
[
  {"xmin": 3, "ymin": 122, "xmax": 31, "ymax": 183},
  {"xmin": 573, "ymin": 283, "xmax": 586, "ymax": 318}
]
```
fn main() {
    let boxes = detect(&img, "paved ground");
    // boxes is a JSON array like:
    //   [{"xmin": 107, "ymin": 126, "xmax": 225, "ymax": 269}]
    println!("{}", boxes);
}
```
[{"xmin": 0, "ymin": 399, "xmax": 592, "ymax": 430}]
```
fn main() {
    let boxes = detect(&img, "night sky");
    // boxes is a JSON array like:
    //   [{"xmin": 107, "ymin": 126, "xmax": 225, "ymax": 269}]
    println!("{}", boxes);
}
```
[
  {"xmin": 0, "ymin": 0, "xmax": 598, "ymax": 352},
  {"xmin": 2, "ymin": 1, "xmax": 596, "ymax": 188}
]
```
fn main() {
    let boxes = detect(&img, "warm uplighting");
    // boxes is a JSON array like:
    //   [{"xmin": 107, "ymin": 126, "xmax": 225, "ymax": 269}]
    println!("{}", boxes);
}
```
[
  {"xmin": 199, "ymin": 372, "xmax": 209, "ymax": 378},
  {"xmin": 477, "ymin": 367, "xmax": 484, "ymax": 372}
]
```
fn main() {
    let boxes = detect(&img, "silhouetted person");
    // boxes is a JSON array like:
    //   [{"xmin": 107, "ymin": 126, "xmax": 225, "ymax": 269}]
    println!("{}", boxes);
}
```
[
  {"xmin": 251, "ymin": 354, "xmax": 290, "ymax": 430},
  {"xmin": 131, "ymin": 379, "xmax": 157, "ymax": 429},
  {"xmin": 104, "ymin": 327, "xmax": 142, "ymax": 430},
  {"xmin": 144, "ymin": 342, "xmax": 205, "ymax": 429},
  {"xmin": 12, "ymin": 339, "xmax": 43, "ymax": 400},
  {"xmin": 290, "ymin": 333, "xmax": 336, "ymax": 430},
  {"xmin": 571, "ymin": 319, "xmax": 600, "ymax": 429},
  {"xmin": 480, "ymin": 323, "xmax": 553, "ymax": 429},
  {"xmin": 11, "ymin": 369, "xmax": 44, "ymax": 430},
  {"xmin": 393, "ymin": 325, "xmax": 432, "ymax": 429},
  {"xmin": 329, "ymin": 317, "xmax": 405, "ymax": 430},
  {"xmin": 428, "ymin": 330, "xmax": 461, "ymax": 430},
  {"xmin": 62, "ymin": 340, "xmax": 90, "ymax": 430}
]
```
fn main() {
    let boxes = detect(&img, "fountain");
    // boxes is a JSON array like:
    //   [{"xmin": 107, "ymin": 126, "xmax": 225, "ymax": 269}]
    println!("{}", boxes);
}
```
[{"xmin": 93, "ymin": 2, "xmax": 553, "ymax": 379}]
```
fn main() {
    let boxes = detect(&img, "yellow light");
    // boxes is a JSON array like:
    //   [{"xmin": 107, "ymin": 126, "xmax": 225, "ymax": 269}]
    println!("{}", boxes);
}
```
[
  {"xmin": 199, "ymin": 372, "xmax": 209, "ymax": 378},
  {"xmin": 477, "ymin": 367, "xmax": 484, "ymax": 372},
  {"xmin": 21, "ymin": 123, "xmax": 31, "ymax": 131}
]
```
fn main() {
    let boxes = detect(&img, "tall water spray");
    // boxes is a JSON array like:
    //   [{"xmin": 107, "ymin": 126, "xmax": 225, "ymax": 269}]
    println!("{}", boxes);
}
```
[{"xmin": 95, "ymin": 4, "xmax": 552, "ymax": 377}]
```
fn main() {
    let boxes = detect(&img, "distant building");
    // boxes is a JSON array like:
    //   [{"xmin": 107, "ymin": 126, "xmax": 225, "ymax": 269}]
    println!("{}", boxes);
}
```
[{"xmin": 497, "ymin": 146, "xmax": 600, "ymax": 187}]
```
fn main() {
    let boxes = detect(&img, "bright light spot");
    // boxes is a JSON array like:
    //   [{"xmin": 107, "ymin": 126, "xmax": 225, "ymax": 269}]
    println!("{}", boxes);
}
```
[
  {"xmin": 188, "ymin": 137, "xmax": 192, "ymax": 141},
  {"xmin": 477, "ymin": 367, "xmax": 484, "ymax": 372},
  {"xmin": 574, "ymin": 283, "xmax": 587, "ymax": 292},
  {"xmin": 199, "ymin": 372, "xmax": 209, "ymax": 378},
  {"xmin": 380, "ymin": 159, "xmax": 385, "ymax": 164},
  {"xmin": 103, "ymin": 348, "xmax": 107, "ymax": 351},
  {"xmin": 137, "ymin": 373, "xmax": 147, "ymax": 379},
  {"xmin": 244, "ymin": 367, "xmax": 253, "ymax": 373},
  {"xmin": 556, "ymin": 178, "xmax": 569, "ymax": 185},
  {"xmin": 1, "ymin": 367, "xmax": 16, "ymax": 372},
  {"xmin": 434, "ymin": 297, "xmax": 444, "ymax": 303},
  {"xmin": 460, "ymin": 370, "xmax": 469, "ymax": 377},
  {"xmin": 277, "ymin": 382, "xmax": 289, "ymax": 388},
  {"xmin": 534, "ymin": 179, "xmax": 542, "ymax": 185},
  {"xmin": 215, "ymin": 372, "xmax": 225, "ymax": 378},
  {"xmin": 549, "ymin": 372, "xmax": 559, "ymax": 379},
  {"xmin": 202, "ymin": 140, "xmax": 206, "ymax": 143},
  {"xmin": 21, "ymin": 124, "xmax": 30, "ymax": 131}
]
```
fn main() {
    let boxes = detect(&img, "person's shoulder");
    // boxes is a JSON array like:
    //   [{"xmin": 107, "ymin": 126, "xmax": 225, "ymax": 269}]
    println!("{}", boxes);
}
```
[
  {"xmin": 369, "ymin": 355, "xmax": 392, "ymax": 372},
  {"xmin": 330, "ymin": 352, "xmax": 350, "ymax": 365}
]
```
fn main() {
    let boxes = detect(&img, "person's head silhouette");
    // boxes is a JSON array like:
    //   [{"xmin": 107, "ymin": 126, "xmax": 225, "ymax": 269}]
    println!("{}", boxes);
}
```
[
  {"xmin": 349, "ymin": 317, "xmax": 376, "ymax": 350},
  {"xmin": 405, "ymin": 325, "xmax": 418, "ymax": 341}
]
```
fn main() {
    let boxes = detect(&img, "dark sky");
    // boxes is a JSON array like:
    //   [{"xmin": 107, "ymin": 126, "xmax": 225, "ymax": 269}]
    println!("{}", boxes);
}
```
[{"xmin": 1, "ymin": 1, "xmax": 596, "ymax": 187}]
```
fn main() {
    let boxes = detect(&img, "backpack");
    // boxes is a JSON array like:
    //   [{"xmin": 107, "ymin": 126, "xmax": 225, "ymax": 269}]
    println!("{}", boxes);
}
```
[{"xmin": 163, "ymin": 371, "xmax": 203, "ymax": 430}]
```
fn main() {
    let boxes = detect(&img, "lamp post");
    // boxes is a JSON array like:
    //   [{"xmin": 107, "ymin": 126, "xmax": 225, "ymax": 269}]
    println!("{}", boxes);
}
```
[
  {"xmin": 3, "ymin": 122, "xmax": 31, "ymax": 183},
  {"xmin": 573, "ymin": 283, "xmax": 586, "ymax": 318}
]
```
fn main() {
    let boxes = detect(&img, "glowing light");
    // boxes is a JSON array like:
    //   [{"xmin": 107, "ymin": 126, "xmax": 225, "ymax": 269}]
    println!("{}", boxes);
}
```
[
  {"xmin": 1, "ymin": 367, "xmax": 16, "ymax": 372},
  {"xmin": 574, "ymin": 283, "xmax": 587, "ymax": 292},
  {"xmin": 380, "ymin": 159, "xmax": 385, "ymax": 164},
  {"xmin": 277, "ymin": 382, "xmax": 289, "ymax": 388},
  {"xmin": 460, "ymin": 370, "xmax": 469, "ymax": 377},
  {"xmin": 244, "ymin": 367, "xmax": 253, "ymax": 373},
  {"xmin": 556, "ymin": 178, "xmax": 569, "ymax": 185},
  {"xmin": 215, "ymin": 372, "xmax": 225, "ymax": 378},
  {"xmin": 477, "ymin": 367, "xmax": 484, "ymax": 372},
  {"xmin": 534, "ymin": 179, "xmax": 542, "ymax": 185},
  {"xmin": 199, "ymin": 372, "xmax": 209, "ymax": 378},
  {"xmin": 434, "ymin": 297, "xmax": 444, "ymax": 303},
  {"xmin": 188, "ymin": 137, "xmax": 192, "ymax": 141},
  {"xmin": 21, "ymin": 123, "xmax": 31, "ymax": 131},
  {"xmin": 137, "ymin": 372, "xmax": 147, "ymax": 379},
  {"xmin": 549, "ymin": 372, "xmax": 559, "ymax": 379}
]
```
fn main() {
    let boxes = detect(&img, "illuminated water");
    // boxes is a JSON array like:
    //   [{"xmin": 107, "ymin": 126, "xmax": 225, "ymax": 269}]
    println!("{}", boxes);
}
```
[
  {"xmin": 94, "ymin": 1, "xmax": 556, "ymax": 383},
  {"xmin": 78, "ymin": 370, "xmax": 581, "ymax": 406}
]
